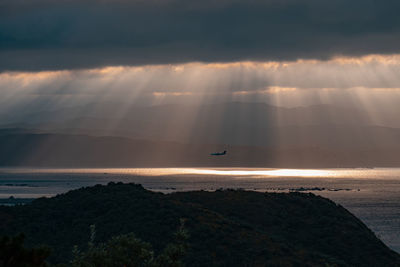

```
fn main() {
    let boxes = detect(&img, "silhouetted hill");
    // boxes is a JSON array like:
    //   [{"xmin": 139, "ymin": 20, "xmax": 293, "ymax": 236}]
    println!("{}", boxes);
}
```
[
  {"xmin": 2, "ymin": 131, "xmax": 400, "ymax": 167},
  {"xmin": 0, "ymin": 183, "xmax": 398, "ymax": 266}
]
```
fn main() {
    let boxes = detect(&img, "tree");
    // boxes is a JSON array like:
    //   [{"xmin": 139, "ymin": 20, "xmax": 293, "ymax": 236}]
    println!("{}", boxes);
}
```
[{"xmin": 71, "ymin": 220, "xmax": 188, "ymax": 267}]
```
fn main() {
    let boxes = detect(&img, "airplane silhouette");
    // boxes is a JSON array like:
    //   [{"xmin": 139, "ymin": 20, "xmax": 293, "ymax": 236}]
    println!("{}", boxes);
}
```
[{"xmin": 210, "ymin": 150, "xmax": 227, "ymax": 156}]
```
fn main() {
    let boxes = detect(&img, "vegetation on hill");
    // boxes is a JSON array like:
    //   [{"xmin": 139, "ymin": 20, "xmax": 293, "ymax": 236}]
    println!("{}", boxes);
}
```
[
  {"xmin": 69, "ymin": 222, "xmax": 188, "ymax": 267},
  {"xmin": 0, "ymin": 224, "xmax": 188, "ymax": 267},
  {"xmin": 0, "ymin": 183, "xmax": 399, "ymax": 266}
]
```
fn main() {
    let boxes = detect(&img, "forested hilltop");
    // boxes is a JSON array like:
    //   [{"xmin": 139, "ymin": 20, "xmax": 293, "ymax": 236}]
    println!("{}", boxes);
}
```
[{"xmin": 1, "ymin": 183, "xmax": 399, "ymax": 266}]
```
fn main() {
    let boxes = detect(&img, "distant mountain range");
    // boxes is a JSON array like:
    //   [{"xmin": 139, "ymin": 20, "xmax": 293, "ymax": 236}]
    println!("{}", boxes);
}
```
[
  {"xmin": 2, "ymin": 102, "xmax": 400, "ymax": 147},
  {"xmin": 1, "ymin": 131, "xmax": 400, "ymax": 167},
  {"xmin": 1, "ymin": 102, "xmax": 400, "ymax": 167}
]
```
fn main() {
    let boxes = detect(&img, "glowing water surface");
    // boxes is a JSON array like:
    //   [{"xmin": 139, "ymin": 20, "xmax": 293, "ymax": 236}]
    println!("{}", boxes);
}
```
[{"xmin": 1, "ymin": 167, "xmax": 398, "ymax": 178}]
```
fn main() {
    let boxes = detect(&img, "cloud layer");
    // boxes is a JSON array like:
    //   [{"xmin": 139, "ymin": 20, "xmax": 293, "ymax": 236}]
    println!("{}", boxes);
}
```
[
  {"xmin": 2, "ymin": 55, "xmax": 400, "ymax": 113},
  {"xmin": 2, "ymin": 0, "xmax": 400, "ymax": 71},
  {"xmin": 2, "ymin": 55, "xmax": 400, "ymax": 95}
]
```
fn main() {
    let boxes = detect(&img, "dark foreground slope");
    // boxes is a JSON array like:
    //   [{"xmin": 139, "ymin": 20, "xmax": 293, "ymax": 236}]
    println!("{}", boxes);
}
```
[{"xmin": 0, "ymin": 183, "xmax": 399, "ymax": 266}]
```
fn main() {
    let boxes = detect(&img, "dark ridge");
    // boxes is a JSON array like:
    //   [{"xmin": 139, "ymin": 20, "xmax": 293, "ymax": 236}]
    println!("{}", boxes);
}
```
[{"xmin": 0, "ymin": 183, "xmax": 399, "ymax": 266}]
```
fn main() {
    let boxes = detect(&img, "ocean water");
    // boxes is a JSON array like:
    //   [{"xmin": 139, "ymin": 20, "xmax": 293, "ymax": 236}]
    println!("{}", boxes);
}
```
[{"xmin": 0, "ymin": 167, "xmax": 399, "ymax": 253}]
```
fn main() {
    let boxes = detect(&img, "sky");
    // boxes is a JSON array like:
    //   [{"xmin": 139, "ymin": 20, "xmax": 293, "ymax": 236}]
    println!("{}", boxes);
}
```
[{"xmin": 1, "ymin": 0, "xmax": 400, "ymax": 118}]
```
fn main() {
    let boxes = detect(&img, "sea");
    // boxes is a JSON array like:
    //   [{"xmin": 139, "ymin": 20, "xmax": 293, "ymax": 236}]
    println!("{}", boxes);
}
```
[{"xmin": 0, "ymin": 167, "xmax": 399, "ymax": 253}]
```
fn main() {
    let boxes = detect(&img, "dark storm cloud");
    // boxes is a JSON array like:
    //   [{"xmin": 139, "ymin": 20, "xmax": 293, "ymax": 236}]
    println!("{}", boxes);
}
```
[{"xmin": 2, "ymin": 0, "xmax": 400, "ymax": 71}]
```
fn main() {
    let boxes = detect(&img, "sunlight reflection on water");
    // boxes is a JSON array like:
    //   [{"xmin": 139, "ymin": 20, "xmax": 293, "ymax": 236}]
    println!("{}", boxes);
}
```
[
  {"xmin": 178, "ymin": 168, "xmax": 339, "ymax": 177},
  {"xmin": 2, "ymin": 167, "xmax": 398, "ymax": 179}
]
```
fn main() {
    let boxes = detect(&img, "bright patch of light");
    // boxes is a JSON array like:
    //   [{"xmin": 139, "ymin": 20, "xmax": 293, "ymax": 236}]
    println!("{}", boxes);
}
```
[
  {"xmin": 175, "ymin": 168, "xmax": 334, "ymax": 177},
  {"xmin": 3, "ymin": 168, "xmax": 396, "ymax": 179}
]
